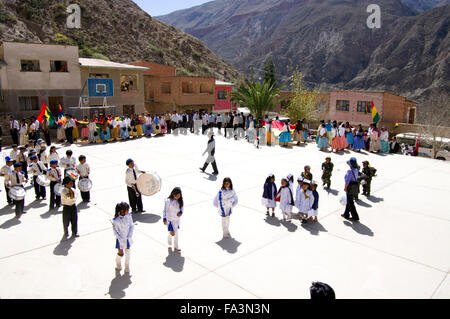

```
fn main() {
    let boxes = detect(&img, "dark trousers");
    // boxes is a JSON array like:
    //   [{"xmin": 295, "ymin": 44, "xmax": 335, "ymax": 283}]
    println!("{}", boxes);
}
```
[
  {"xmin": 5, "ymin": 185, "xmax": 12, "ymax": 205},
  {"xmin": 127, "ymin": 186, "xmax": 143, "ymax": 212},
  {"xmin": 343, "ymin": 193, "xmax": 359, "ymax": 220},
  {"xmin": 20, "ymin": 162, "xmax": 28, "ymax": 180},
  {"xmin": 217, "ymin": 123, "xmax": 222, "ymax": 134},
  {"xmin": 44, "ymin": 131, "xmax": 51, "ymax": 146},
  {"xmin": 10, "ymin": 130, "xmax": 18, "ymax": 145},
  {"xmin": 362, "ymin": 180, "xmax": 372, "ymax": 195},
  {"xmin": 167, "ymin": 120, "xmax": 172, "ymax": 134},
  {"xmin": 33, "ymin": 176, "xmax": 46, "ymax": 199},
  {"xmin": 50, "ymin": 181, "xmax": 61, "ymax": 209},
  {"xmin": 202, "ymin": 161, "xmax": 219, "ymax": 174},
  {"xmin": 14, "ymin": 199, "xmax": 24, "ymax": 217},
  {"xmin": 65, "ymin": 127, "xmax": 73, "ymax": 144},
  {"xmin": 63, "ymin": 204, "xmax": 78, "ymax": 236},
  {"xmin": 80, "ymin": 191, "xmax": 90, "ymax": 202}
]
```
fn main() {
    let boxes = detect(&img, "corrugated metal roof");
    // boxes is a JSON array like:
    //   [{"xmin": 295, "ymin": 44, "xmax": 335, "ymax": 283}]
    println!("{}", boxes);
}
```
[
  {"xmin": 215, "ymin": 80, "xmax": 234, "ymax": 86},
  {"xmin": 79, "ymin": 58, "xmax": 149, "ymax": 70}
]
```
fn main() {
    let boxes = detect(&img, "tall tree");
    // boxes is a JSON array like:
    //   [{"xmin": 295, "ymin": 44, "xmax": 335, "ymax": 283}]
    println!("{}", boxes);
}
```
[
  {"xmin": 283, "ymin": 67, "xmax": 320, "ymax": 122},
  {"xmin": 263, "ymin": 56, "xmax": 277, "ymax": 87},
  {"xmin": 231, "ymin": 79, "xmax": 281, "ymax": 121}
]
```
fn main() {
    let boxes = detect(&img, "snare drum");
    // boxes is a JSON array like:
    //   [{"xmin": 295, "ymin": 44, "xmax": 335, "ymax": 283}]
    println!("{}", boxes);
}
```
[
  {"xmin": 136, "ymin": 172, "xmax": 162, "ymax": 196},
  {"xmin": 37, "ymin": 175, "xmax": 51, "ymax": 187},
  {"xmin": 78, "ymin": 178, "xmax": 93, "ymax": 192},
  {"xmin": 9, "ymin": 186, "xmax": 26, "ymax": 201},
  {"xmin": 54, "ymin": 183, "xmax": 63, "ymax": 197}
]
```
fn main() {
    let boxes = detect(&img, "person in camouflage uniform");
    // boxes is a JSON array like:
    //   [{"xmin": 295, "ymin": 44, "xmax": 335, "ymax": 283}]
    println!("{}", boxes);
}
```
[
  {"xmin": 361, "ymin": 161, "xmax": 377, "ymax": 197},
  {"xmin": 321, "ymin": 157, "xmax": 334, "ymax": 189}
]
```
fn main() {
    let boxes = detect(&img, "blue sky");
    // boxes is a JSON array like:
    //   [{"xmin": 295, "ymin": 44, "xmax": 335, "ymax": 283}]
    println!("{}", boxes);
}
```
[{"xmin": 133, "ymin": 0, "xmax": 212, "ymax": 16}]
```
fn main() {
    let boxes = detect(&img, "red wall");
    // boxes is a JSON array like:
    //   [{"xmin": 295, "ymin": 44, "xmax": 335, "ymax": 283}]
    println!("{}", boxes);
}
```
[{"xmin": 214, "ymin": 85, "xmax": 233, "ymax": 111}]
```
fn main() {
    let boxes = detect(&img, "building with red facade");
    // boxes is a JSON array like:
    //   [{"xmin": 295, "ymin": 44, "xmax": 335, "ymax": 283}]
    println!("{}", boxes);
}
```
[{"xmin": 214, "ymin": 80, "xmax": 235, "ymax": 113}]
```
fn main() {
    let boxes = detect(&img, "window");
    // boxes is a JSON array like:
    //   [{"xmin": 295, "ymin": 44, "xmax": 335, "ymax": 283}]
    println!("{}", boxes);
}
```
[
  {"xmin": 161, "ymin": 82, "xmax": 171, "ymax": 94},
  {"xmin": 217, "ymin": 90, "xmax": 227, "ymax": 100},
  {"xmin": 357, "ymin": 101, "xmax": 371, "ymax": 113},
  {"xmin": 19, "ymin": 97, "xmax": 39, "ymax": 111},
  {"xmin": 200, "ymin": 83, "xmax": 212, "ymax": 94},
  {"xmin": 182, "ymin": 82, "xmax": 193, "ymax": 94},
  {"xmin": 121, "ymin": 75, "xmax": 138, "ymax": 92},
  {"xmin": 89, "ymin": 73, "xmax": 110, "ymax": 78},
  {"xmin": 50, "ymin": 60, "xmax": 68, "ymax": 72},
  {"xmin": 336, "ymin": 100, "xmax": 350, "ymax": 111},
  {"xmin": 20, "ymin": 60, "xmax": 40, "ymax": 72},
  {"xmin": 317, "ymin": 102, "xmax": 327, "ymax": 112}
]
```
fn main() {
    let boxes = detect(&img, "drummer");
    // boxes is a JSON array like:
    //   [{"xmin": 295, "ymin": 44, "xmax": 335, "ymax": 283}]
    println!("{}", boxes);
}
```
[
  {"xmin": 47, "ymin": 160, "xmax": 62, "ymax": 210},
  {"xmin": 5, "ymin": 163, "xmax": 27, "ymax": 219},
  {"xmin": 0, "ymin": 156, "xmax": 15, "ymax": 206},
  {"xmin": 125, "ymin": 159, "xmax": 146, "ymax": 214},
  {"xmin": 29, "ymin": 155, "xmax": 47, "ymax": 200},
  {"xmin": 18, "ymin": 146, "xmax": 28, "ymax": 182},
  {"xmin": 76, "ymin": 155, "xmax": 91, "ymax": 203},
  {"xmin": 60, "ymin": 150, "xmax": 77, "ymax": 189}
]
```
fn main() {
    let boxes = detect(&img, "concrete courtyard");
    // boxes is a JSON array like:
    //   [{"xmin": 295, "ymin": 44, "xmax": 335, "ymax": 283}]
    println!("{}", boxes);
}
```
[{"xmin": 0, "ymin": 131, "xmax": 449, "ymax": 299}]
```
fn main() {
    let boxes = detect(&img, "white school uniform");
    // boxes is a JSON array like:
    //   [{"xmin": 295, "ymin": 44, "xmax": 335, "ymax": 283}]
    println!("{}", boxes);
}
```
[
  {"xmin": 295, "ymin": 188, "xmax": 315, "ymax": 214},
  {"xmin": 60, "ymin": 157, "xmax": 76, "ymax": 170},
  {"xmin": 278, "ymin": 186, "xmax": 294, "ymax": 219},
  {"xmin": 213, "ymin": 189, "xmax": 238, "ymax": 237},
  {"xmin": 48, "ymin": 152, "xmax": 60, "ymax": 164},
  {"xmin": 163, "ymin": 198, "xmax": 184, "ymax": 250}
]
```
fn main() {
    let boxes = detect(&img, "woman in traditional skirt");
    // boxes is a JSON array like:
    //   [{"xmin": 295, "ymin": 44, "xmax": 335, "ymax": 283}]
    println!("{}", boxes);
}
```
[
  {"xmin": 302, "ymin": 119, "xmax": 309, "ymax": 142},
  {"xmin": 380, "ymin": 126, "xmax": 390, "ymax": 153},
  {"xmin": 144, "ymin": 114, "xmax": 154, "ymax": 136},
  {"xmin": 160, "ymin": 115, "xmax": 168, "ymax": 134},
  {"xmin": 119, "ymin": 117, "xmax": 130, "ymax": 140},
  {"xmin": 293, "ymin": 120, "xmax": 304, "ymax": 145},
  {"xmin": 337, "ymin": 123, "xmax": 349, "ymax": 150},
  {"xmin": 100, "ymin": 122, "xmax": 111, "ymax": 142},
  {"xmin": 80, "ymin": 116, "xmax": 89, "ymax": 140},
  {"xmin": 369, "ymin": 124, "xmax": 381, "ymax": 153},
  {"xmin": 317, "ymin": 123, "xmax": 329, "ymax": 151},
  {"xmin": 136, "ymin": 115, "xmax": 144, "ymax": 137},
  {"xmin": 266, "ymin": 121, "xmax": 274, "ymax": 146},
  {"xmin": 353, "ymin": 124, "xmax": 365, "ymax": 152},
  {"xmin": 153, "ymin": 115, "xmax": 161, "ymax": 135},
  {"xmin": 72, "ymin": 121, "xmax": 79, "ymax": 143},
  {"xmin": 345, "ymin": 122, "xmax": 354, "ymax": 149},
  {"xmin": 279, "ymin": 122, "xmax": 292, "ymax": 147},
  {"xmin": 330, "ymin": 122, "xmax": 340, "ymax": 152}
]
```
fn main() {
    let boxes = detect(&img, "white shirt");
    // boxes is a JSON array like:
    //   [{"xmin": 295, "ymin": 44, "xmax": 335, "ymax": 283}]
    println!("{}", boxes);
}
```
[
  {"xmin": 5, "ymin": 171, "xmax": 26, "ymax": 187},
  {"xmin": 10, "ymin": 150, "xmax": 19, "ymax": 163},
  {"xmin": 48, "ymin": 152, "xmax": 60, "ymax": 164},
  {"xmin": 112, "ymin": 214, "xmax": 134, "ymax": 250},
  {"xmin": 233, "ymin": 116, "xmax": 240, "ymax": 126},
  {"xmin": 381, "ymin": 131, "xmax": 389, "ymax": 141},
  {"xmin": 10, "ymin": 120, "xmax": 19, "ymax": 130},
  {"xmin": 65, "ymin": 119, "xmax": 75, "ymax": 128},
  {"xmin": 213, "ymin": 189, "xmax": 238, "ymax": 217},
  {"xmin": 163, "ymin": 198, "xmax": 183, "ymax": 223},
  {"xmin": 47, "ymin": 167, "xmax": 62, "ymax": 182},
  {"xmin": 60, "ymin": 157, "xmax": 76, "ymax": 169},
  {"xmin": 0, "ymin": 165, "xmax": 14, "ymax": 185},
  {"xmin": 19, "ymin": 124, "xmax": 28, "ymax": 135},
  {"xmin": 61, "ymin": 187, "xmax": 77, "ymax": 206},
  {"xmin": 76, "ymin": 163, "xmax": 90, "ymax": 178},
  {"xmin": 125, "ymin": 165, "xmax": 140, "ymax": 188},
  {"xmin": 29, "ymin": 161, "xmax": 46, "ymax": 176}
]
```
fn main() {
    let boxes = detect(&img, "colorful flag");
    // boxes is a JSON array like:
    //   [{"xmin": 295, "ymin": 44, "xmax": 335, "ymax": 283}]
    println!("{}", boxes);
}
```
[
  {"xmin": 36, "ymin": 97, "xmax": 56, "ymax": 128},
  {"xmin": 415, "ymin": 134, "xmax": 421, "ymax": 154},
  {"xmin": 371, "ymin": 101, "xmax": 380, "ymax": 124},
  {"xmin": 394, "ymin": 121, "xmax": 399, "ymax": 128}
]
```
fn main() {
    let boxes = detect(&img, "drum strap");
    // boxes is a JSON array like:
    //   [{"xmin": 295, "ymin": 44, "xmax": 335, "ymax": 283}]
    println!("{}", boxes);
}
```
[
  {"xmin": 16, "ymin": 173, "xmax": 20, "ymax": 184},
  {"xmin": 133, "ymin": 169, "xmax": 137, "ymax": 181},
  {"xmin": 37, "ymin": 164, "xmax": 43, "ymax": 173}
]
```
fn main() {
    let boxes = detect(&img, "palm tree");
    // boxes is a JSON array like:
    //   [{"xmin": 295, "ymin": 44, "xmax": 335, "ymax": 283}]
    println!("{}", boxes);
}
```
[{"xmin": 231, "ymin": 79, "xmax": 281, "ymax": 121}]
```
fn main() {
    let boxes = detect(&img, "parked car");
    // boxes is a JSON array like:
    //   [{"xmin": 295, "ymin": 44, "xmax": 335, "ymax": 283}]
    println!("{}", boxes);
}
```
[{"xmin": 396, "ymin": 133, "xmax": 450, "ymax": 161}]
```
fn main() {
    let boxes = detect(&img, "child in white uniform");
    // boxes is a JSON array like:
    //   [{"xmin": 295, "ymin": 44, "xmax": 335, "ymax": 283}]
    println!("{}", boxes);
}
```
[
  {"xmin": 112, "ymin": 202, "xmax": 134, "ymax": 273},
  {"xmin": 277, "ymin": 178, "xmax": 295, "ymax": 222},
  {"xmin": 163, "ymin": 187, "xmax": 184, "ymax": 252},
  {"xmin": 213, "ymin": 178, "xmax": 238, "ymax": 238},
  {"xmin": 262, "ymin": 174, "xmax": 277, "ymax": 217},
  {"xmin": 296, "ymin": 179, "xmax": 315, "ymax": 224}
]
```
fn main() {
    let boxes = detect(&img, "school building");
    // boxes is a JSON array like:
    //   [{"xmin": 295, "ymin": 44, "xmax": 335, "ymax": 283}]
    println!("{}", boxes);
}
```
[
  {"xmin": 0, "ymin": 41, "xmax": 148, "ymax": 119},
  {"xmin": 214, "ymin": 80, "xmax": 236, "ymax": 113},
  {"xmin": 277, "ymin": 90, "xmax": 417, "ymax": 130},
  {"xmin": 128, "ymin": 61, "xmax": 216, "ymax": 114}
]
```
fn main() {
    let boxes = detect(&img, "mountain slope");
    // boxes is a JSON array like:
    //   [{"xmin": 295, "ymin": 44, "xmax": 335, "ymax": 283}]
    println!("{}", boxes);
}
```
[
  {"xmin": 158, "ymin": 0, "xmax": 449, "ymax": 102},
  {"xmin": 0, "ymin": 0, "xmax": 242, "ymax": 81},
  {"xmin": 400, "ymin": 0, "xmax": 450, "ymax": 13}
]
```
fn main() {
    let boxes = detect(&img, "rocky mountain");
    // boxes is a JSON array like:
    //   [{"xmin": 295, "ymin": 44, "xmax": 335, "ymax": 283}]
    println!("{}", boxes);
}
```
[
  {"xmin": 0, "ymin": 0, "xmax": 242, "ymax": 81},
  {"xmin": 401, "ymin": 0, "xmax": 450, "ymax": 13},
  {"xmin": 158, "ymin": 0, "xmax": 450, "ymax": 102}
]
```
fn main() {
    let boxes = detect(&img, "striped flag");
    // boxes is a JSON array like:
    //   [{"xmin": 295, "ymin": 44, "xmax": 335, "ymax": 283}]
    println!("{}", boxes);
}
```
[
  {"xmin": 36, "ymin": 96, "xmax": 56, "ymax": 127},
  {"xmin": 371, "ymin": 101, "xmax": 380, "ymax": 124},
  {"xmin": 394, "ymin": 121, "xmax": 399, "ymax": 128}
]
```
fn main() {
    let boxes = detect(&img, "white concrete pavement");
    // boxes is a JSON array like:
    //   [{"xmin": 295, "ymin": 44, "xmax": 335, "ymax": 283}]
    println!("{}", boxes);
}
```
[{"xmin": 0, "ymin": 131, "xmax": 449, "ymax": 299}]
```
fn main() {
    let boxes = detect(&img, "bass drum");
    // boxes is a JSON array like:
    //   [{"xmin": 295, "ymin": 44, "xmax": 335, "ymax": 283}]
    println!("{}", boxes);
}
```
[
  {"xmin": 9, "ymin": 186, "xmax": 26, "ymax": 201},
  {"xmin": 54, "ymin": 183, "xmax": 64, "ymax": 197},
  {"xmin": 37, "ymin": 175, "xmax": 51, "ymax": 187},
  {"xmin": 136, "ymin": 172, "xmax": 162, "ymax": 196},
  {"xmin": 78, "ymin": 179, "xmax": 93, "ymax": 192}
]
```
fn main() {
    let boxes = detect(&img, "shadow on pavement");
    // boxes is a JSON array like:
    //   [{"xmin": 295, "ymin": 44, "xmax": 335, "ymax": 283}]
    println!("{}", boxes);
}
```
[
  {"xmin": 343, "ymin": 220, "xmax": 374, "ymax": 237},
  {"xmin": 367, "ymin": 196, "xmax": 384, "ymax": 203},
  {"xmin": 355, "ymin": 199, "xmax": 372, "ymax": 208},
  {"xmin": 264, "ymin": 216, "xmax": 281, "ymax": 227},
  {"xmin": 203, "ymin": 173, "xmax": 218, "ymax": 182},
  {"xmin": 216, "ymin": 237, "xmax": 241, "ymax": 254},
  {"xmin": 301, "ymin": 221, "xmax": 328, "ymax": 236},
  {"xmin": 107, "ymin": 269, "xmax": 132, "ymax": 299},
  {"xmin": 280, "ymin": 220, "xmax": 298, "ymax": 232},
  {"xmin": 132, "ymin": 213, "xmax": 161, "ymax": 224},
  {"xmin": 53, "ymin": 237, "xmax": 76, "ymax": 256},
  {"xmin": 40, "ymin": 208, "xmax": 62, "ymax": 219},
  {"xmin": 0, "ymin": 206, "xmax": 14, "ymax": 217},
  {"xmin": 25, "ymin": 201, "xmax": 47, "ymax": 210},
  {"xmin": 0, "ymin": 217, "xmax": 21, "ymax": 229},
  {"xmin": 163, "ymin": 248, "xmax": 185, "ymax": 272},
  {"xmin": 325, "ymin": 188, "xmax": 339, "ymax": 196}
]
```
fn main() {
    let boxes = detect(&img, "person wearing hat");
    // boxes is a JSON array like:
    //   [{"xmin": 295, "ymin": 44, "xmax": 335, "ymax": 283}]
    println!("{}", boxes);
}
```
[
  {"xmin": 1, "ymin": 157, "xmax": 15, "ymax": 205},
  {"xmin": 200, "ymin": 131, "xmax": 219, "ymax": 176},
  {"xmin": 321, "ymin": 157, "xmax": 334, "ymax": 189},
  {"xmin": 61, "ymin": 177, "xmax": 78, "ymax": 238},
  {"xmin": 361, "ymin": 161, "xmax": 377, "ymax": 197},
  {"xmin": 18, "ymin": 146, "xmax": 29, "ymax": 181},
  {"xmin": 47, "ymin": 160, "xmax": 62, "ymax": 210},
  {"xmin": 29, "ymin": 155, "xmax": 47, "ymax": 200},
  {"xmin": 5, "ymin": 163, "xmax": 27, "ymax": 218},
  {"xmin": 125, "ymin": 159, "xmax": 146, "ymax": 214},
  {"xmin": 342, "ymin": 157, "xmax": 360, "ymax": 221},
  {"xmin": 296, "ymin": 178, "xmax": 314, "ymax": 224}
]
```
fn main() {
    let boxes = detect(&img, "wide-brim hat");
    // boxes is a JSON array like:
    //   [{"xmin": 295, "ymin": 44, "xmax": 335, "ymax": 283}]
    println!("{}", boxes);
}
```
[{"xmin": 347, "ymin": 157, "xmax": 358, "ymax": 168}]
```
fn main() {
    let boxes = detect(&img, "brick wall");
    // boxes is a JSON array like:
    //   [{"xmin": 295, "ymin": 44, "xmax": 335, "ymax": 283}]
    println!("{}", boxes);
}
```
[{"xmin": 128, "ymin": 61, "xmax": 176, "ymax": 77}]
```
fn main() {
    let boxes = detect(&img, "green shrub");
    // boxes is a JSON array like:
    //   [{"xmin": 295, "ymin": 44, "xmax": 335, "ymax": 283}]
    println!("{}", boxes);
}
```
[
  {"xmin": 91, "ymin": 53, "xmax": 110, "ymax": 61},
  {"xmin": 54, "ymin": 33, "xmax": 74, "ymax": 45}
]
